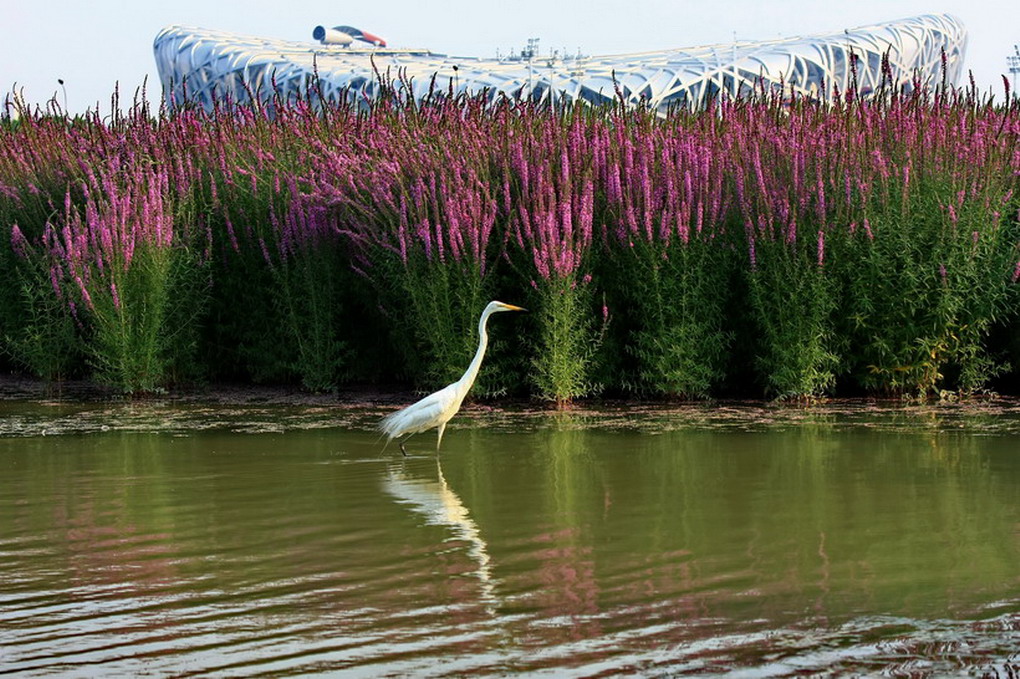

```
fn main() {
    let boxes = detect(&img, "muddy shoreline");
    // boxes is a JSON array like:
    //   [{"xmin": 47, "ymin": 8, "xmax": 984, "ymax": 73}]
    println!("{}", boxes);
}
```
[{"xmin": 4, "ymin": 372, "xmax": 1020, "ymax": 420}]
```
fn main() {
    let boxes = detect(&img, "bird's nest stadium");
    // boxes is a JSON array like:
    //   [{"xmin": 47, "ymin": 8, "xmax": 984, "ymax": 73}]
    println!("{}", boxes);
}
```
[{"xmin": 153, "ymin": 14, "xmax": 967, "ymax": 114}]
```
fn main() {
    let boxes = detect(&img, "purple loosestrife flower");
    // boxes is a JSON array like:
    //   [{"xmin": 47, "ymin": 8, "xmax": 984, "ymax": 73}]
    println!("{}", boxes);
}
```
[
  {"xmin": 75, "ymin": 276, "xmax": 94, "ymax": 311},
  {"xmin": 815, "ymin": 176, "xmax": 827, "ymax": 230},
  {"xmin": 640, "ymin": 159, "xmax": 653, "ymax": 240},
  {"xmin": 258, "ymin": 236, "xmax": 271, "ymax": 265},
  {"xmin": 418, "ymin": 217, "xmax": 433, "ymax": 260},
  {"xmin": 433, "ymin": 216, "xmax": 445, "ymax": 264},
  {"xmin": 10, "ymin": 225, "xmax": 28, "ymax": 258},
  {"xmin": 501, "ymin": 172, "xmax": 512, "ymax": 216},
  {"xmin": 857, "ymin": 179, "xmax": 871, "ymax": 208},
  {"xmin": 515, "ymin": 204, "xmax": 532, "ymax": 249},
  {"xmin": 752, "ymin": 145, "xmax": 768, "ymax": 203},
  {"xmin": 579, "ymin": 179, "xmax": 594, "ymax": 244},
  {"xmin": 607, "ymin": 163, "xmax": 623, "ymax": 206},
  {"xmin": 872, "ymin": 149, "xmax": 889, "ymax": 179},
  {"xmin": 732, "ymin": 164, "xmax": 749, "ymax": 224},
  {"xmin": 224, "ymin": 216, "xmax": 239, "ymax": 252},
  {"xmin": 512, "ymin": 143, "xmax": 530, "ymax": 195},
  {"xmin": 397, "ymin": 220, "xmax": 409, "ymax": 264},
  {"xmin": 49, "ymin": 265, "xmax": 64, "ymax": 300},
  {"xmin": 679, "ymin": 168, "xmax": 695, "ymax": 241},
  {"xmin": 446, "ymin": 213, "xmax": 463, "ymax": 264}
]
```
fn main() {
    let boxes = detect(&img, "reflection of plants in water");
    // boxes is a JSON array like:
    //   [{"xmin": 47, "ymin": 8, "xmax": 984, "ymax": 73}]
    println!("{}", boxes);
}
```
[
  {"xmin": 541, "ymin": 426, "xmax": 604, "ymax": 636},
  {"xmin": 5, "ymin": 418, "xmax": 1020, "ymax": 675},
  {"xmin": 458, "ymin": 421, "xmax": 609, "ymax": 639},
  {"xmin": 508, "ymin": 425, "xmax": 1020, "ymax": 624},
  {"xmin": 547, "ymin": 422, "xmax": 600, "ymax": 521},
  {"xmin": 7, "ymin": 435, "xmax": 181, "ymax": 594},
  {"xmin": 681, "ymin": 431, "xmax": 1012, "ymax": 615}
]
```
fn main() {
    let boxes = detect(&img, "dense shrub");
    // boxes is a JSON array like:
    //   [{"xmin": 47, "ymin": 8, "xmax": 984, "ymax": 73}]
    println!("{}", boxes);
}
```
[{"xmin": 1, "ymin": 81, "xmax": 1018, "ymax": 400}]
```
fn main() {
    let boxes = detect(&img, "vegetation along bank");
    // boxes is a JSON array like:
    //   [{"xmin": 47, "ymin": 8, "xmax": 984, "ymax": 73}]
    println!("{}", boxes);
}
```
[{"xmin": 2, "ymin": 80, "xmax": 1019, "ymax": 402}]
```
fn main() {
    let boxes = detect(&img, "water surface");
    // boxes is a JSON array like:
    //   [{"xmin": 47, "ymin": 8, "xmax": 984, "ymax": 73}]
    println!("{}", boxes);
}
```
[{"xmin": 2, "ymin": 399, "xmax": 1019, "ymax": 676}]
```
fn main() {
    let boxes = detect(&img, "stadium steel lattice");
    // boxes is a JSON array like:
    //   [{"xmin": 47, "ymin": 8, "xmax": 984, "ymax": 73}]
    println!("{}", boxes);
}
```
[{"xmin": 153, "ymin": 14, "xmax": 967, "ymax": 114}]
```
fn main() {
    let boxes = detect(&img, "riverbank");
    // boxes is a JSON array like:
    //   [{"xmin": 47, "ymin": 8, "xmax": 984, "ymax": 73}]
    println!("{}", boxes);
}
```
[
  {"xmin": 4, "ymin": 87, "xmax": 1019, "ymax": 402},
  {"xmin": 5, "ymin": 373, "xmax": 1020, "ymax": 438}
]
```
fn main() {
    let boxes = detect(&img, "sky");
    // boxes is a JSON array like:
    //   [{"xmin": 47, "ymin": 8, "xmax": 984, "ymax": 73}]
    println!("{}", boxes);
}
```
[{"xmin": 2, "ymin": 0, "xmax": 1018, "ymax": 114}]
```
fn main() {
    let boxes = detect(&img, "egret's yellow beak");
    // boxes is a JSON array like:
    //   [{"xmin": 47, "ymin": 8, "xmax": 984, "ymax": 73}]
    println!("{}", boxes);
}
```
[{"xmin": 500, "ymin": 303, "xmax": 527, "ymax": 312}]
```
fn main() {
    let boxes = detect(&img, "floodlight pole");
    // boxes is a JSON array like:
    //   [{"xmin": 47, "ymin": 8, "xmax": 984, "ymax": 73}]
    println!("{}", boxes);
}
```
[{"xmin": 1009, "ymin": 44, "xmax": 1020, "ymax": 99}]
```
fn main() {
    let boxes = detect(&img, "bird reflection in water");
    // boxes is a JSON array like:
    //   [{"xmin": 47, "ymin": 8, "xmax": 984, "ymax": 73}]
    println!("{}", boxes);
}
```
[{"xmin": 382, "ymin": 458, "xmax": 497, "ymax": 613}]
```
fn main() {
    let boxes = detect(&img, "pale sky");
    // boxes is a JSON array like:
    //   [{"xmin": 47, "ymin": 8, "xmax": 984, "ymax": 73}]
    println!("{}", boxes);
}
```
[{"xmin": 2, "ymin": 1, "xmax": 1017, "ymax": 114}]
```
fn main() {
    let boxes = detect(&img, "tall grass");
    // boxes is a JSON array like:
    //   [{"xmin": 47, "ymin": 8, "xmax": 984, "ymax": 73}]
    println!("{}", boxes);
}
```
[{"xmin": 0, "ymin": 80, "xmax": 1018, "ymax": 400}]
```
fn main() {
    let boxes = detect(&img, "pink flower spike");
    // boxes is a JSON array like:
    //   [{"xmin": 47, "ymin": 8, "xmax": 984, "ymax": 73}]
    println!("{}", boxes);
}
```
[
  {"xmin": 76, "ymin": 276, "xmax": 94, "ymax": 311},
  {"xmin": 10, "ymin": 225, "xmax": 28, "ymax": 258},
  {"xmin": 50, "ymin": 266, "xmax": 64, "ymax": 299}
]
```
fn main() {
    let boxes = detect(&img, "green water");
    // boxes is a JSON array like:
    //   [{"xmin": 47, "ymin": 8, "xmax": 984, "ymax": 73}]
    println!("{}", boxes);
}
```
[{"xmin": 1, "ymin": 400, "xmax": 1019, "ymax": 676}]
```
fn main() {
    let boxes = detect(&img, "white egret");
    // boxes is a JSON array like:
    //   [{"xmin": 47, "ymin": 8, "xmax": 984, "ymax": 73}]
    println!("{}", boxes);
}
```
[{"xmin": 380, "ymin": 301, "xmax": 526, "ymax": 455}]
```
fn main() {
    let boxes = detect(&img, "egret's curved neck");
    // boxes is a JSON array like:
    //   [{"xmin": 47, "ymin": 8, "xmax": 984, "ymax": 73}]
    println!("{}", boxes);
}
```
[{"xmin": 457, "ymin": 307, "xmax": 494, "ymax": 394}]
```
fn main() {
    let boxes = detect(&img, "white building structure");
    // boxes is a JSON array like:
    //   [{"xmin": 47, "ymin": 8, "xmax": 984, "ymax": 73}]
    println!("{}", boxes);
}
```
[{"xmin": 153, "ymin": 14, "xmax": 967, "ymax": 113}]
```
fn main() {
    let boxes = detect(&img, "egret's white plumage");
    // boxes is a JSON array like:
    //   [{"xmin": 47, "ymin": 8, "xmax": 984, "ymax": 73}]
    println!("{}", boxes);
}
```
[{"xmin": 380, "ymin": 301, "xmax": 525, "ymax": 454}]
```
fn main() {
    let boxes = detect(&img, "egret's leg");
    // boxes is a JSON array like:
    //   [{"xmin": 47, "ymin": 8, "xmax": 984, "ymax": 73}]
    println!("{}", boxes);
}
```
[
  {"xmin": 436, "ymin": 422, "xmax": 447, "ymax": 451},
  {"xmin": 399, "ymin": 435, "xmax": 411, "ymax": 456}
]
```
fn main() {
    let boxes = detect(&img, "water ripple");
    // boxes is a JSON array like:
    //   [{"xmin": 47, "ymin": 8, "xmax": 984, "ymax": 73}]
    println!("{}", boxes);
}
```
[{"xmin": 3, "ymin": 399, "xmax": 1020, "ymax": 675}]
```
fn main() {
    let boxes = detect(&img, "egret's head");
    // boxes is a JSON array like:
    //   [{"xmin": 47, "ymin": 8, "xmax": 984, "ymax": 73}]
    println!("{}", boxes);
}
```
[{"xmin": 487, "ymin": 301, "xmax": 527, "ymax": 314}]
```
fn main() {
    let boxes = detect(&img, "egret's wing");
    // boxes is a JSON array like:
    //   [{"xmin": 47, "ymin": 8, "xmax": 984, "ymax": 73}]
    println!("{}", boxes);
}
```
[{"xmin": 379, "ymin": 384, "xmax": 458, "ymax": 439}]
